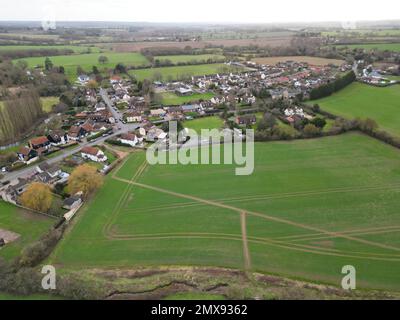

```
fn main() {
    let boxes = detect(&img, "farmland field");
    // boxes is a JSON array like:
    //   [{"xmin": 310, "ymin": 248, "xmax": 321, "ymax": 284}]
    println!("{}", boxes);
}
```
[
  {"xmin": 101, "ymin": 37, "xmax": 292, "ymax": 52},
  {"xmin": 252, "ymin": 56, "xmax": 345, "ymax": 66},
  {"xmin": 128, "ymin": 64, "xmax": 244, "ymax": 82},
  {"xmin": 14, "ymin": 52, "xmax": 149, "ymax": 81},
  {"xmin": 0, "ymin": 201, "xmax": 53, "ymax": 261},
  {"xmin": 51, "ymin": 133, "xmax": 400, "ymax": 290},
  {"xmin": 160, "ymin": 92, "xmax": 214, "ymax": 105},
  {"xmin": 154, "ymin": 54, "xmax": 226, "ymax": 64},
  {"xmin": 312, "ymin": 82, "xmax": 400, "ymax": 137},
  {"xmin": 337, "ymin": 43, "xmax": 400, "ymax": 52}
]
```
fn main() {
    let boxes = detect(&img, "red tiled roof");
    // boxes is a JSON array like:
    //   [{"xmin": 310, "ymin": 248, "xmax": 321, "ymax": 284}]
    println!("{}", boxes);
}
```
[
  {"xmin": 81, "ymin": 123, "xmax": 93, "ymax": 132},
  {"xmin": 18, "ymin": 146, "xmax": 31, "ymax": 156},
  {"xmin": 30, "ymin": 136, "xmax": 49, "ymax": 146},
  {"xmin": 81, "ymin": 146, "xmax": 100, "ymax": 156},
  {"xmin": 120, "ymin": 133, "xmax": 136, "ymax": 141}
]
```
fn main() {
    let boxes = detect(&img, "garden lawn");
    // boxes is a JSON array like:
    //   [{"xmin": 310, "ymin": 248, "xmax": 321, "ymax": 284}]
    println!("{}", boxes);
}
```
[
  {"xmin": 0, "ymin": 201, "xmax": 53, "ymax": 260},
  {"xmin": 184, "ymin": 116, "xmax": 224, "ymax": 132},
  {"xmin": 160, "ymin": 92, "xmax": 214, "ymax": 105}
]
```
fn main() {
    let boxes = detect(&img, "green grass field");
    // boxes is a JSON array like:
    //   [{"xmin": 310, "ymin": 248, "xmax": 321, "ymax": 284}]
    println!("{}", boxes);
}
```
[
  {"xmin": 155, "ymin": 54, "xmax": 226, "ymax": 64},
  {"xmin": 128, "ymin": 64, "xmax": 244, "ymax": 82},
  {"xmin": 50, "ymin": 133, "xmax": 400, "ymax": 290},
  {"xmin": 184, "ymin": 116, "xmax": 224, "ymax": 132},
  {"xmin": 14, "ymin": 52, "xmax": 149, "ymax": 81},
  {"xmin": 41, "ymin": 96, "xmax": 59, "ymax": 113},
  {"xmin": 337, "ymin": 43, "xmax": 400, "ymax": 52},
  {"xmin": 0, "ymin": 201, "xmax": 53, "ymax": 260},
  {"xmin": 312, "ymin": 83, "xmax": 400, "ymax": 137},
  {"xmin": 160, "ymin": 92, "xmax": 214, "ymax": 105}
]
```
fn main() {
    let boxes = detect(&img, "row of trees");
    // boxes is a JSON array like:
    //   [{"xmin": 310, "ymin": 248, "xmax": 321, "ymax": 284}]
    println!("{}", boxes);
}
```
[
  {"xmin": 20, "ymin": 164, "xmax": 103, "ymax": 213},
  {"xmin": 309, "ymin": 71, "xmax": 356, "ymax": 100},
  {"xmin": 0, "ymin": 48, "xmax": 74, "ymax": 60},
  {"xmin": 0, "ymin": 91, "xmax": 44, "ymax": 145}
]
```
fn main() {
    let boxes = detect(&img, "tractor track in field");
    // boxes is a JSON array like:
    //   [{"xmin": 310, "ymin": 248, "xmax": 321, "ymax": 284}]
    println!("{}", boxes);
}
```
[
  {"xmin": 283, "ymin": 226, "xmax": 400, "ymax": 243},
  {"xmin": 102, "ymin": 160, "xmax": 148, "ymax": 237},
  {"xmin": 276, "ymin": 225, "xmax": 400, "ymax": 241},
  {"xmin": 118, "ymin": 183, "xmax": 400, "ymax": 214},
  {"xmin": 105, "ymin": 230, "xmax": 400, "ymax": 262},
  {"xmin": 110, "ymin": 175, "xmax": 400, "ymax": 255}
]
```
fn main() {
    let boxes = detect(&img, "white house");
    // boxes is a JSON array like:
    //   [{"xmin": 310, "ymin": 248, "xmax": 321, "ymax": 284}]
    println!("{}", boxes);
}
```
[
  {"xmin": 81, "ymin": 146, "xmax": 107, "ymax": 163},
  {"xmin": 77, "ymin": 74, "xmax": 90, "ymax": 85},
  {"xmin": 150, "ymin": 108, "xmax": 166, "ymax": 117},
  {"xmin": 118, "ymin": 133, "xmax": 138, "ymax": 147},
  {"xmin": 125, "ymin": 111, "xmax": 142, "ymax": 123}
]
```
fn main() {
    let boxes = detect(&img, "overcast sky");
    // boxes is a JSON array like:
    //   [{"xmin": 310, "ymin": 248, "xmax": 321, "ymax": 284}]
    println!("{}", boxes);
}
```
[{"xmin": 0, "ymin": 0, "xmax": 399, "ymax": 23}]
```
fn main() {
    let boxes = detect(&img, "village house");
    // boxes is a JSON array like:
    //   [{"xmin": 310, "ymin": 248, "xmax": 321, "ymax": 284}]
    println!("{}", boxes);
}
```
[
  {"xmin": 110, "ymin": 75, "xmax": 122, "ymax": 84},
  {"xmin": 81, "ymin": 146, "xmax": 107, "ymax": 163},
  {"xmin": 68, "ymin": 126, "xmax": 88, "ymax": 141},
  {"xmin": 63, "ymin": 194, "xmax": 82, "ymax": 210},
  {"xmin": 77, "ymin": 74, "xmax": 90, "ymax": 85},
  {"xmin": 47, "ymin": 130, "xmax": 68, "ymax": 146},
  {"xmin": 146, "ymin": 128, "xmax": 167, "ymax": 142},
  {"xmin": 17, "ymin": 147, "xmax": 38, "ymax": 164},
  {"xmin": 284, "ymin": 107, "xmax": 305, "ymax": 118},
  {"xmin": 175, "ymin": 87, "xmax": 194, "ymax": 96},
  {"xmin": 235, "ymin": 114, "xmax": 257, "ymax": 126},
  {"xmin": 95, "ymin": 102, "xmax": 106, "ymax": 111},
  {"xmin": 150, "ymin": 108, "xmax": 166, "ymax": 118},
  {"xmin": 124, "ymin": 111, "xmax": 142, "ymax": 123},
  {"xmin": 1, "ymin": 178, "xmax": 31, "ymax": 203},
  {"xmin": 118, "ymin": 133, "xmax": 139, "ymax": 147},
  {"xmin": 181, "ymin": 104, "xmax": 202, "ymax": 114},
  {"xmin": 29, "ymin": 136, "xmax": 51, "ymax": 150}
]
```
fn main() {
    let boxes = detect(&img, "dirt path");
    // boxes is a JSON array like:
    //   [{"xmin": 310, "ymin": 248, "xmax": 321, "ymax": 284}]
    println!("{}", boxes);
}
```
[
  {"xmin": 111, "ymin": 176, "xmax": 400, "ymax": 254},
  {"xmin": 241, "ymin": 212, "xmax": 251, "ymax": 271}
]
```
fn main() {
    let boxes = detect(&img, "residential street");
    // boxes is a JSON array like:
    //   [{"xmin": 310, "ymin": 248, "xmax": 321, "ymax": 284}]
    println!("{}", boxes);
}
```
[{"xmin": 0, "ymin": 90, "xmax": 141, "ymax": 184}]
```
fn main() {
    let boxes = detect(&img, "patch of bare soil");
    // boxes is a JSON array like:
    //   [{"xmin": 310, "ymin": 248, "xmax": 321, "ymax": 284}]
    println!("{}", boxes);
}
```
[{"xmin": 0, "ymin": 228, "xmax": 20, "ymax": 243}]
